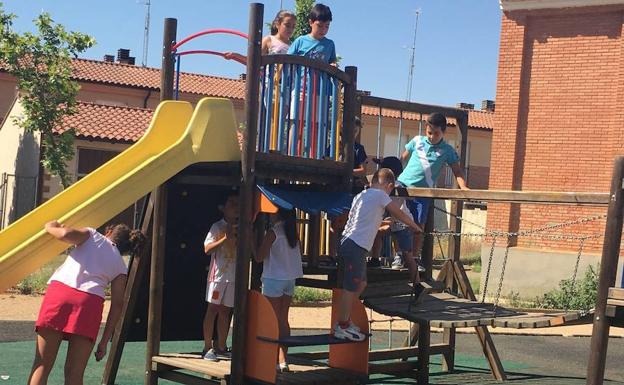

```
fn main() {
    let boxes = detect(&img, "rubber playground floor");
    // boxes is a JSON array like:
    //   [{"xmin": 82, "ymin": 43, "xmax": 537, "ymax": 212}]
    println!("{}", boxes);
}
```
[{"xmin": 1, "ymin": 322, "xmax": 623, "ymax": 385}]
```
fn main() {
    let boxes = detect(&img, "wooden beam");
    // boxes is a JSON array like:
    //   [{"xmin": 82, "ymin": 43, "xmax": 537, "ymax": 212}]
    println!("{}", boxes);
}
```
[
  {"xmin": 587, "ymin": 156, "xmax": 624, "ymax": 385},
  {"xmin": 261, "ymin": 54, "xmax": 353, "ymax": 83},
  {"xmin": 102, "ymin": 197, "xmax": 154, "ymax": 385},
  {"xmin": 453, "ymin": 261, "xmax": 506, "ymax": 381},
  {"xmin": 396, "ymin": 187, "xmax": 610, "ymax": 206},
  {"xmin": 608, "ymin": 287, "xmax": 624, "ymax": 300},
  {"xmin": 230, "ymin": 4, "xmax": 263, "ymax": 385},
  {"xmin": 360, "ymin": 94, "xmax": 469, "ymax": 119}
]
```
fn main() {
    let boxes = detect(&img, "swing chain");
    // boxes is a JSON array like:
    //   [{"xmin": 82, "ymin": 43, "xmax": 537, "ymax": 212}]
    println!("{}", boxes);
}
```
[
  {"xmin": 481, "ymin": 236, "xmax": 497, "ymax": 303},
  {"xmin": 565, "ymin": 237, "xmax": 586, "ymax": 313},
  {"xmin": 493, "ymin": 236, "xmax": 511, "ymax": 311}
]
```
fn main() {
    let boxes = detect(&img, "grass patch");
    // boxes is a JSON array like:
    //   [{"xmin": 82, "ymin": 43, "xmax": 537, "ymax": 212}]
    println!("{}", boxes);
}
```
[
  {"xmin": 14, "ymin": 254, "xmax": 66, "ymax": 295},
  {"xmin": 292, "ymin": 286, "xmax": 332, "ymax": 305}
]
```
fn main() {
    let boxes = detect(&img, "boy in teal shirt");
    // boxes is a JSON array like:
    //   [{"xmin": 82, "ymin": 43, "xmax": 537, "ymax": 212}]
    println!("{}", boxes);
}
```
[
  {"xmin": 396, "ymin": 112, "xmax": 468, "ymax": 268},
  {"xmin": 287, "ymin": 4, "xmax": 336, "ymax": 65}
]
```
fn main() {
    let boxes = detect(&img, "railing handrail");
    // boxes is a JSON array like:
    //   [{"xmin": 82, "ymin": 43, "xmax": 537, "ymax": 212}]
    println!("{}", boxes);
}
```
[
  {"xmin": 261, "ymin": 54, "xmax": 352, "ymax": 84},
  {"xmin": 395, "ymin": 186, "xmax": 611, "ymax": 206},
  {"xmin": 360, "ymin": 94, "xmax": 468, "ymax": 120}
]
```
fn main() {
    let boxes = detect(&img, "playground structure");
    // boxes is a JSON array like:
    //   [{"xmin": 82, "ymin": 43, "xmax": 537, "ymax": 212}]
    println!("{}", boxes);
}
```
[{"xmin": 0, "ymin": 3, "xmax": 623, "ymax": 385}]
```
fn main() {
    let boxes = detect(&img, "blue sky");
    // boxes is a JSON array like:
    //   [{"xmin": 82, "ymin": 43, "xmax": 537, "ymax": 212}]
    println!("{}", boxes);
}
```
[{"xmin": 4, "ymin": 1, "xmax": 502, "ymax": 107}]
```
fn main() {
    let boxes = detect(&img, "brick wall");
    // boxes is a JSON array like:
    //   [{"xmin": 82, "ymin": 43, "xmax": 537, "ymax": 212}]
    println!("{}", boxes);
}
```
[{"xmin": 489, "ymin": 5, "xmax": 624, "ymax": 252}]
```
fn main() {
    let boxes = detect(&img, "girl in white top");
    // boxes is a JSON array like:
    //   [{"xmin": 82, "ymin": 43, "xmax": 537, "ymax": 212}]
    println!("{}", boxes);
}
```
[
  {"xmin": 255, "ymin": 208, "xmax": 303, "ymax": 372},
  {"xmin": 29, "ymin": 221, "xmax": 145, "ymax": 385},
  {"xmin": 224, "ymin": 10, "xmax": 296, "ymax": 63}
]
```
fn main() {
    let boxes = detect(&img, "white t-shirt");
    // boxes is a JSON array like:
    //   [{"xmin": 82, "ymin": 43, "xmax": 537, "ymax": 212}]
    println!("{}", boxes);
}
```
[
  {"xmin": 390, "ymin": 197, "xmax": 414, "ymax": 232},
  {"xmin": 204, "ymin": 219, "xmax": 236, "ymax": 283},
  {"xmin": 341, "ymin": 188, "xmax": 392, "ymax": 251},
  {"xmin": 49, "ymin": 228, "xmax": 127, "ymax": 299},
  {"xmin": 262, "ymin": 222, "xmax": 303, "ymax": 280}
]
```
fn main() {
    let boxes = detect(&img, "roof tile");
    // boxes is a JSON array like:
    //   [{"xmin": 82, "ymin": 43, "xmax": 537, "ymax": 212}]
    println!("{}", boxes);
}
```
[{"xmin": 56, "ymin": 102, "xmax": 153, "ymax": 142}]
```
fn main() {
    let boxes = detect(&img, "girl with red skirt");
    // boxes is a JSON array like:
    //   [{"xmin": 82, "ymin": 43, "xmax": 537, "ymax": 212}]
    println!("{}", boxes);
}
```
[{"xmin": 28, "ymin": 221, "xmax": 146, "ymax": 385}]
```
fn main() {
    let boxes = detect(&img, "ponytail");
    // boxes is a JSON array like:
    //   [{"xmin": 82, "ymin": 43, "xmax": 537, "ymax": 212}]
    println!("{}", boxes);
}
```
[
  {"xmin": 107, "ymin": 224, "xmax": 147, "ymax": 256},
  {"xmin": 278, "ymin": 208, "xmax": 299, "ymax": 249}
]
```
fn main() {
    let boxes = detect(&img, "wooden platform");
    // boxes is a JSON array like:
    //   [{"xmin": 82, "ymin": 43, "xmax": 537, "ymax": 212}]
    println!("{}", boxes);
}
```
[
  {"xmin": 151, "ymin": 353, "xmax": 363, "ymax": 385},
  {"xmin": 363, "ymin": 290, "xmax": 583, "ymax": 329}
]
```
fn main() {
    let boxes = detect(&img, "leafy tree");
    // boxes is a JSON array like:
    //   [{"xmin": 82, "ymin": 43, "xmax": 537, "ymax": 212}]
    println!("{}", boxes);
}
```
[
  {"xmin": 0, "ymin": 5, "xmax": 95, "ymax": 187},
  {"xmin": 293, "ymin": 0, "xmax": 314, "ymax": 41}
]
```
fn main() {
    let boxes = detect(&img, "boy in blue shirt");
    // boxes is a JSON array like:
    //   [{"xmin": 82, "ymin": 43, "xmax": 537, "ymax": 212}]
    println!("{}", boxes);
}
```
[
  {"xmin": 287, "ymin": 3, "xmax": 336, "ymax": 65},
  {"xmin": 396, "ymin": 112, "xmax": 468, "ymax": 269}
]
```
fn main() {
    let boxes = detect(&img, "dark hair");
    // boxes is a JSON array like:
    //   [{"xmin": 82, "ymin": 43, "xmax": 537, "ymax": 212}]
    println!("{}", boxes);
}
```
[
  {"xmin": 222, "ymin": 189, "xmax": 239, "ymax": 205},
  {"xmin": 309, "ymin": 3, "xmax": 332, "ymax": 22},
  {"xmin": 270, "ymin": 10, "xmax": 296, "ymax": 35},
  {"xmin": 106, "ymin": 224, "xmax": 147, "ymax": 256},
  {"xmin": 371, "ymin": 168, "xmax": 395, "ymax": 185},
  {"xmin": 277, "ymin": 208, "xmax": 299, "ymax": 249},
  {"xmin": 427, "ymin": 112, "xmax": 447, "ymax": 132},
  {"xmin": 378, "ymin": 156, "xmax": 403, "ymax": 177}
]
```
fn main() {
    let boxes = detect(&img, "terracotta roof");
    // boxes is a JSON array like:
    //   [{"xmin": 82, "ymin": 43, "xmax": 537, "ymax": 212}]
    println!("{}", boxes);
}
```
[
  {"xmin": 71, "ymin": 58, "xmax": 245, "ymax": 99},
  {"xmin": 361, "ymin": 105, "xmax": 494, "ymax": 131},
  {"xmin": 56, "ymin": 102, "xmax": 153, "ymax": 142}
]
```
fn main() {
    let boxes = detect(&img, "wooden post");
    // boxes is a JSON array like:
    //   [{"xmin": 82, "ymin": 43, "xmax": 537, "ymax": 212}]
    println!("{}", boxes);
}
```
[
  {"xmin": 341, "ymin": 67, "xmax": 357, "ymax": 191},
  {"xmin": 416, "ymin": 321, "xmax": 430, "ymax": 385},
  {"xmin": 160, "ymin": 18, "xmax": 176, "ymax": 101},
  {"xmin": 421, "ymin": 206, "xmax": 434, "ymax": 282},
  {"xmin": 441, "ymin": 112, "xmax": 468, "ymax": 372},
  {"xmin": 230, "ymin": 4, "xmax": 263, "ymax": 385},
  {"xmin": 102, "ymin": 197, "xmax": 154, "ymax": 385},
  {"xmin": 145, "ymin": 186, "xmax": 168, "ymax": 385},
  {"xmin": 587, "ymin": 156, "xmax": 624, "ymax": 385},
  {"xmin": 308, "ymin": 214, "xmax": 321, "ymax": 268},
  {"xmin": 453, "ymin": 261, "xmax": 506, "ymax": 380},
  {"xmin": 145, "ymin": 18, "xmax": 176, "ymax": 385}
]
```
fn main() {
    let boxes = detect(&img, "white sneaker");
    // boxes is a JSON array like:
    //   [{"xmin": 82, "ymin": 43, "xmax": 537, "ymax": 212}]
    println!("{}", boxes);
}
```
[
  {"xmin": 333, "ymin": 323, "xmax": 366, "ymax": 341},
  {"xmin": 391, "ymin": 255, "xmax": 404, "ymax": 270},
  {"xmin": 202, "ymin": 348, "xmax": 218, "ymax": 361}
]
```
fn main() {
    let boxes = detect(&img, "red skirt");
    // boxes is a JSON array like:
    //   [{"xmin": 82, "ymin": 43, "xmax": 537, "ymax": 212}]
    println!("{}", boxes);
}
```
[{"xmin": 35, "ymin": 280, "xmax": 104, "ymax": 342}]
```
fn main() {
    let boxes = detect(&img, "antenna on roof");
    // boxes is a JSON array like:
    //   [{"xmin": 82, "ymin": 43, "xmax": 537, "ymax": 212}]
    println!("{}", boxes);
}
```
[
  {"xmin": 141, "ymin": 0, "xmax": 151, "ymax": 67},
  {"xmin": 405, "ymin": 9, "xmax": 421, "ymax": 102}
]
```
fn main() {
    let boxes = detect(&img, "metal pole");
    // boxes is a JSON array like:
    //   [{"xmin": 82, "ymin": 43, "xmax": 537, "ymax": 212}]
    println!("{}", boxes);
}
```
[
  {"xmin": 586, "ymin": 156, "xmax": 624, "ymax": 385},
  {"xmin": 230, "ymin": 4, "xmax": 263, "ymax": 385}
]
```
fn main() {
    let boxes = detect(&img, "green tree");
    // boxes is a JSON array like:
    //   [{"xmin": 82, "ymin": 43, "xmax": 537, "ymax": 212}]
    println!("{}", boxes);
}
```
[
  {"xmin": 0, "ymin": 5, "xmax": 95, "ymax": 187},
  {"xmin": 293, "ymin": 0, "xmax": 314, "ymax": 41}
]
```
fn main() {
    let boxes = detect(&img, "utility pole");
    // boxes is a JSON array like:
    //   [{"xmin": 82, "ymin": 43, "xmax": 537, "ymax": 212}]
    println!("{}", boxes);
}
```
[
  {"xmin": 406, "ymin": 9, "xmax": 421, "ymax": 102},
  {"xmin": 141, "ymin": 0, "xmax": 151, "ymax": 67}
]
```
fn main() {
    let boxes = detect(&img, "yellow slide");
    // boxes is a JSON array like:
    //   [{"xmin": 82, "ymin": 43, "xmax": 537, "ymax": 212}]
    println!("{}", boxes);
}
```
[{"xmin": 0, "ymin": 98, "xmax": 241, "ymax": 293}]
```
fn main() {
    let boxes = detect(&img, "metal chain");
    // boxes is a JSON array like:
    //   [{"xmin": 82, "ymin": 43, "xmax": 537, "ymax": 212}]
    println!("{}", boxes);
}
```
[
  {"xmin": 565, "ymin": 238, "xmax": 586, "ymax": 313},
  {"xmin": 428, "ymin": 230, "xmax": 602, "ymax": 241},
  {"xmin": 435, "ymin": 233, "xmax": 446, "ymax": 260},
  {"xmin": 433, "ymin": 205, "xmax": 606, "ymax": 239},
  {"xmin": 481, "ymin": 236, "xmax": 497, "ymax": 303},
  {"xmin": 493, "ymin": 236, "xmax": 511, "ymax": 311}
]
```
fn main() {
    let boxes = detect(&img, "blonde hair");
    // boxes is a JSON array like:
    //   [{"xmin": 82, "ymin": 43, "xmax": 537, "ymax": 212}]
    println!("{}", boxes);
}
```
[
  {"xmin": 371, "ymin": 168, "xmax": 396, "ymax": 185},
  {"xmin": 270, "ymin": 10, "xmax": 296, "ymax": 35}
]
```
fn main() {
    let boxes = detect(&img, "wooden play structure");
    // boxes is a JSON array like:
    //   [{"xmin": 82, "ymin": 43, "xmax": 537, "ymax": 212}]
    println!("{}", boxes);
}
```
[{"xmin": 93, "ymin": 4, "xmax": 624, "ymax": 385}]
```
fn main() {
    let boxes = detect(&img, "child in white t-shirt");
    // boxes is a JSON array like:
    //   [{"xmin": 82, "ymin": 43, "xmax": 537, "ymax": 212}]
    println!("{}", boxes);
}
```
[
  {"xmin": 202, "ymin": 193, "xmax": 239, "ymax": 361},
  {"xmin": 255, "ymin": 208, "xmax": 303, "ymax": 372},
  {"xmin": 334, "ymin": 169, "xmax": 422, "ymax": 341}
]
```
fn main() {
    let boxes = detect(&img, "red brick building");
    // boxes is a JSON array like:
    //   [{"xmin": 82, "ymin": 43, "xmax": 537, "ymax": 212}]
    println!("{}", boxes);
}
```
[{"xmin": 489, "ymin": 0, "xmax": 624, "ymax": 253}]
